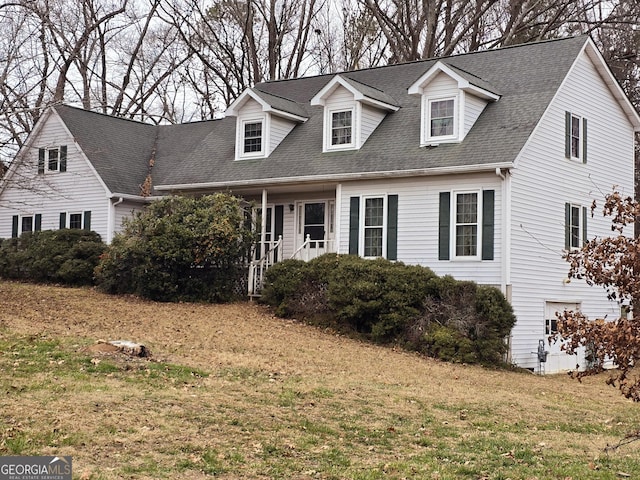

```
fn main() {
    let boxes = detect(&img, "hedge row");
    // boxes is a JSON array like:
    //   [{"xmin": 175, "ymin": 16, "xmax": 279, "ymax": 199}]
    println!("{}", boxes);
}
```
[
  {"xmin": 261, "ymin": 254, "xmax": 516, "ymax": 365},
  {"xmin": 0, "ymin": 229, "xmax": 106, "ymax": 286}
]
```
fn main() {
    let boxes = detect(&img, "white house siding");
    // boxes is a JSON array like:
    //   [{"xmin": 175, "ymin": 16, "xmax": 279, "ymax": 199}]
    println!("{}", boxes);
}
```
[
  {"xmin": 113, "ymin": 200, "xmax": 145, "ymax": 236},
  {"xmin": 509, "ymin": 50, "xmax": 635, "ymax": 372},
  {"xmin": 269, "ymin": 116, "xmax": 296, "ymax": 156},
  {"xmin": 425, "ymin": 72, "xmax": 458, "ymax": 97},
  {"xmin": 360, "ymin": 104, "xmax": 386, "ymax": 146},
  {"xmin": 337, "ymin": 173, "xmax": 503, "ymax": 285},
  {"xmin": 463, "ymin": 94, "xmax": 488, "ymax": 137},
  {"xmin": 0, "ymin": 111, "xmax": 110, "ymax": 240}
]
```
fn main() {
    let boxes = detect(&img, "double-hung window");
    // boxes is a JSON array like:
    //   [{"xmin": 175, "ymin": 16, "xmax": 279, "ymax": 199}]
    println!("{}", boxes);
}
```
[
  {"xmin": 565, "ymin": 112, "xmax": 587, "ymax": 163},
  {"xmin": 425, "ymin": 97, "xmax": 457, "ymax": 143},
  {"xmin": 363, "ymin": 197, "xmax": 384, "ymax": 258},
  {"xmin": 331, "ymin": 110, "xmax": 352, "ymax": 146},
  {"xmin": 243, "ymin": 121, "xmax": 263, "ymax": 154},
  {"xmin": 565, "ymin": 203, "xmax": 586, "ymax": 250},
  {"xmin": 38, "ymin": 146, "xmax": 67, "ymax": 174},
  {"xmin": 455, "ymin": 192, "xmax": 479, "ymax": 257},
  {"xmin": 11, "ymin": 214, "xmax": 42, "ymax": 237}
]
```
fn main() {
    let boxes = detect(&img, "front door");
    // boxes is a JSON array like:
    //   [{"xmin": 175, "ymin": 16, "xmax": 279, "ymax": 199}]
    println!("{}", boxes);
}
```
[{"xmin": 296, "ymin": 201, "xmax": 335, "ymax": 256}]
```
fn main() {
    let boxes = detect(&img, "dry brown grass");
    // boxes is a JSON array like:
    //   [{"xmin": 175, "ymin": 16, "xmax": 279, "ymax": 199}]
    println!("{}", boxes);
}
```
[{"xmin": 1, "ymin": 281, "xmax": 639, "ymax": 479}]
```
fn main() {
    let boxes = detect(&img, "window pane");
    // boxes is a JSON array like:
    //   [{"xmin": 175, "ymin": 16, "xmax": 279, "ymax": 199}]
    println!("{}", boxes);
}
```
[
  {"xmin": 571, "ymin": 116, "xmax": 580, "ymax": 158},
  {"xmin": 430, "ymin": 100, "xmax": 454, "ymax": 136},
  {"xmin": 244, "ymin": 122, "xmax": 262, "ymax": 153},
  {"xmin": 571, "ymin": 205, "xmax": 580, "ymax": 248},
  {"xmin": 364, "ymin": 227, "xmax": 383, "ymax": 257},
  {"xmin": 456, "ymin": 225, "xmax": 477, "ymax": 256},
  {"xmin": 69, "ymin": 213, "xmax": 82, "ymax": 229},
  {"xmin": 331, "ymin": 111, "xmax": 352, "ymax": 145},
  {"xmin": 48, "ymin": 148, "xmax": 59, "ymax": 171},
  {"xmin": 21, "ymin": 216, "xmax": 33, "ymax": 233},
  {"xmin": 364, "ymin": 198, "xmax": 384, "ymax": 227},
  {"xmin": 456, "ymin": 193, "xmax": 477, "ymax": 224}
]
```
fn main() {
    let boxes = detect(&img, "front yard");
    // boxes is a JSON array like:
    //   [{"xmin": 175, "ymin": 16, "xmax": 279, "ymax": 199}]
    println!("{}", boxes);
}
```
[{"xmin": 0, "ymin": 281, "xmax": 638, "ymax": 479}]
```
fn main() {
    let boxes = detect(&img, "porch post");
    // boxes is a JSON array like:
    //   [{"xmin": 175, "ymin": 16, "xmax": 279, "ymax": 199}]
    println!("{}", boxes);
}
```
[
  {"xmin": 261, "ymin": 189, "xmax": 268, "ymax": 251},
  {"xmin": 335, "ymin": 183, "xmax": 342, "ymax": 254}
]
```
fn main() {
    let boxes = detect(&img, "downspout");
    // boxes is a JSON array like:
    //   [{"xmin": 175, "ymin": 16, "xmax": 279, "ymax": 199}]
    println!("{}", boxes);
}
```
[
  {"xmin": 107, "ymin": 197, "xmax": 124, "ymax": 244},
  {"xmin": 495, "ymin": 168, "xmax": 511, "ymax": 301}
]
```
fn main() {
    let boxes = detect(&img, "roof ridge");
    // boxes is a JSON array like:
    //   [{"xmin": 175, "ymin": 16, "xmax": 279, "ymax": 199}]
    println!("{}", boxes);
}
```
[
  {"xmin": 55, "ymin": 103, "xmax": 159, "ymax": 127},
  {"xmin": 258, "ymin": 35, "xmax": 588, "ymax": 85}
]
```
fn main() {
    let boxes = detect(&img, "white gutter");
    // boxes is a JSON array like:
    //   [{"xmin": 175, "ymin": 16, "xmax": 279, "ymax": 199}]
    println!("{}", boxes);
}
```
[
  {"xmin": 108, "ymin": 193, "xmax": 162, "ymax": 202},
  {"xmin": 155, "ymin": 162, "xmax": 513, "ymax": 192}
]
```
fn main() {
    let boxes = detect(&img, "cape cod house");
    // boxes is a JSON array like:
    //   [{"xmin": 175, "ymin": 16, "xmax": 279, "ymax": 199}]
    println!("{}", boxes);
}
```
[{"xmin": 1, "ymin": 36, "xmax": 638, "ymax": 373}]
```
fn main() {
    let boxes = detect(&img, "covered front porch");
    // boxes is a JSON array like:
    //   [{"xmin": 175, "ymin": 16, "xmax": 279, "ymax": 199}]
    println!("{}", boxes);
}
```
[{"xmin": 241, "ymin": 184, "xmax": 340, "ymax": 296}]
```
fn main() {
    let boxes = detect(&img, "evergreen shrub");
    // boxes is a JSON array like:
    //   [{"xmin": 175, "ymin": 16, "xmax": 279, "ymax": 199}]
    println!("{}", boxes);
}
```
[
  {"xmin": 0, "ymin": 229, "xmax": 105, "ymax": 285},
  {"xmin": 95, "ymin": 194, "xmax": 256, "ymax": 302},
  {"xmin": 262, "ymin": 254, "xmax": 516, "ymax": 364}
]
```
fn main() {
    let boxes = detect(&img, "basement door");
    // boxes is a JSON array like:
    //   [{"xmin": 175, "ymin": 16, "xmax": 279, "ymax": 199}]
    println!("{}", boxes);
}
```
[{"xmin": 544, "ymin": 301, "xmax": 583, "ymax": 373}]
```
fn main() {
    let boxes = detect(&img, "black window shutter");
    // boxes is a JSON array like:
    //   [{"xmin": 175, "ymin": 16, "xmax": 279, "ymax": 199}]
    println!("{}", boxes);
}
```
[
  {"xmin": 564, "ymin": 111, "xmax": 571, "ymax": 159},
  {"xmin": 482, "ymin": 190, "xmax": 495, "ymax": 260},
  {"xmin": 387, "ymin": 195, "xmax": 398, "ymax": 261},
  {"xmin": 38, "ymin": 149, "xmax": 45, "ymax": 174},
  {"xmin": 582, "ymin": 206, "xmax": 588, "ymax": 245},
  {"xmin": 438, "ymin": 192, "xmax": 450, "ymax": 260},
  {"xmin": 34, "ymin": 214, "xmax": 42, "ymax": 231},
  {"xmin": 11, "ymin": 215, "xmax": 18, "ymax": 238},
  {"xmin": 274, "ymin": 205, "xmax": 284, "ymax": 239},
  {"xmin": 564, "ymin": 203, "xmax": 571, "ymax": 250},
  {"xmin": 83, "ymin": 211, "xmax": 91, "ymax": 231},
  {"xmin": 582, "ymin": 118, "xmax": 587, "ymax": 164},
  {"xmin": 349, "ymin": 197, "xmax": 360, "ymax": 255},
  {"xmin": 59, "ymin": 212, "xmax": 67, "ymax": 229},
  {"xmin": 59, "ymin": 145, "xmax": 67, "ymax": 172}
]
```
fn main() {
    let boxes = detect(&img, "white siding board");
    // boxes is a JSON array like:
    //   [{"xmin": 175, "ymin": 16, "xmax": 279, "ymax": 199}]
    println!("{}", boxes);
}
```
[
  {"xmin": 0, "ymin": 112, "xmax": 111, "ymax": 240},
  {"xmin": 509, "ymin": 50, "xmax": 635, "ymax": 371},
  {"xmin": 269, "ymin": 116, "xmax": 296, "ymax": 156},
  {"xmin": 424, "ymin": 73, "xmax": 458, "ymax": 97},
  {"xmin": 360, "ymin": 104, "xmax": 386, "ymax": 145},
  {"xmin": 464, "ymin": 94, "xmax": 488, "ymax": 136}
]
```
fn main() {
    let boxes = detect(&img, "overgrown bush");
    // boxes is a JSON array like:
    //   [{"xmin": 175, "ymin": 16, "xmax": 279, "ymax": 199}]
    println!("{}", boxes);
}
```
[
  {"xmin": 262, "ymin": 254, "xmax": 516, "ymax": 365},
  {"xmin": 95, "ymin": 193, "xmax": 256, "ymax": 302},
  {"xmin": 0, "ymin": 229, "xmax": 105, "ymax": 285}
]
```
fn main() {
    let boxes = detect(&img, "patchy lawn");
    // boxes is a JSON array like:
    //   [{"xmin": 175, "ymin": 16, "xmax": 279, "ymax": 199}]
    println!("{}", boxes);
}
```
[{"xmin": 0, "ymin": 281, "xmax": 639, "ymax": 479}]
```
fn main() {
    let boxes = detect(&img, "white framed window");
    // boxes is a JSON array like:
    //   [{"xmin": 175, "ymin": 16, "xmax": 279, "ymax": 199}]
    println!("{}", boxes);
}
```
[
  {"xmin": 11, "ymin": 213, "xmax": 41, "ymax": 238},
  {"xmin": 565, "ymin": 111, "xmax": 587, "ymax": 163},
  {"xmin": 38, "ymin": 146, "xmax": 67, "ymax": 174},
  {"xmin": 425, "ymin": 96, "xmax": 458, "ymax": 143},
  {"xmin": 47, "ymin": 147, "xmax": 60, "ymax": 171},
  {"xmin": 326, "ymin": 107, "xmax": 355, "ymax": 151},
  {"xmin": 21, "ymin": 215, "xmax": 35, "ymax": 233},
  {"xmin": 60, "ymin": 211, "xmax": 91, "ymax": 230},
  {"xmin": 454, "ymin": 191, "xmax": 480, "ymax": 258},
  {"xmin": 361, "ymin": 196, "xmax": 386, "ymax": 258},
  {"xmin": 243, "ymin": 120, "xmax": 263, "ymax": 154},
  {"xmin": 568, "ymin": 203, "xmax": 581, "ymax": 249},
  {"xmin": 570, "ymin": 114, "xmax": 581, "ymax": 159}
]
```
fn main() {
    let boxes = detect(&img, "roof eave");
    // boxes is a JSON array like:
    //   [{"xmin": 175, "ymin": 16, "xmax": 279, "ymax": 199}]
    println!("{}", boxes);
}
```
[{"xmin": 155, "ymin": 162, "xmax": 514, "ymax": 192}]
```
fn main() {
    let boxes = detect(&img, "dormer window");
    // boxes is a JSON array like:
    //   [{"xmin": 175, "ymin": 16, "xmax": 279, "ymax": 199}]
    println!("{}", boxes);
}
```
[
  {"xmin": 408, "ymin": 61, "xmax": 500, "ymax": 146},
  {"xmin": 226, "ymin": 88, "xmax": 307, "ymax": 161},
  {"xmin": 331, "ymin": 110, "xmax": 353, "ymax": 147},
  {"xmin": 311, "ymin": 75, "xmax": 399, "ymax": 153},
  {"xmin": 429, "ymin": 98, "xmax": 456, "ymax": 138},
  {"xmin": 243, "ymin": 121, "xmax": 263, "ymax": 154}
]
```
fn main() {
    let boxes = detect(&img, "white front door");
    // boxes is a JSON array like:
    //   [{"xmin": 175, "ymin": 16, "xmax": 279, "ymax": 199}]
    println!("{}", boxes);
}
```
[{"xmin": 544, "ymin": 301, "xmax": 584, "ymax": 373}]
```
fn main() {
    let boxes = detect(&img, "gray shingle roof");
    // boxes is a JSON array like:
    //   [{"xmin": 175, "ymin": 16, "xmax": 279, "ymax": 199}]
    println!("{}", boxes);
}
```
[
  {"xmin": 340, "ymin": 76, "xmax": 399, "ymax": 108},
  {"xmin": 251, "ymin": 88, "xmax": 309, "ymax": 119},
  {"xmin": 54, "ymin": 36, "xmax": 591, "ymax": 194}
]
